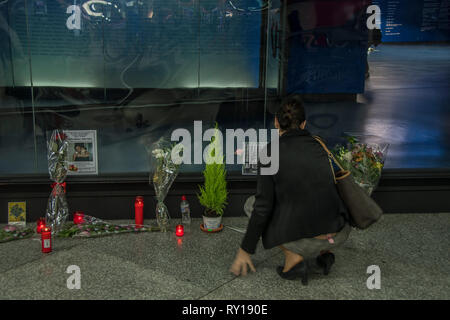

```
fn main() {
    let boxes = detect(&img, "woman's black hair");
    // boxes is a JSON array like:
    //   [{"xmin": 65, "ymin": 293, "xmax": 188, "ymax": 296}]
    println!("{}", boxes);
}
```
[{"xmin": 275, "ymin": 95, "xmax": 306, "ymax": 131}]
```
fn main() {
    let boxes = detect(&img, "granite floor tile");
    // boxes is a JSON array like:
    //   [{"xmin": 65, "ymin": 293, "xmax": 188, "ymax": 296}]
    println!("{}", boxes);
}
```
[
  {"xmin": 0, "ymin": 234, "xmax": 91, "ymax": 273},
  {"xmin": 83, "ymin": 218, "xmax": 279, "ymax": 290},
  {"xmin": 0, "ymin": 246, "xmax": 206, "ymax": 300},
  {"xmin": 201, "ymin": 214, "xmax": 450, "ymax": 300}
]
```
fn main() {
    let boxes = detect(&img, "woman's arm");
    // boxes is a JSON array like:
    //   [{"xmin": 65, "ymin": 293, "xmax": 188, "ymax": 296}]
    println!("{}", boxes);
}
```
[
  {"xmin": 240, "ymin": 168, "xmax": 275, "ymax": 254},
  {"xmin": 229, "ymin": 170, "xmax": 274, "ymax": 276}
]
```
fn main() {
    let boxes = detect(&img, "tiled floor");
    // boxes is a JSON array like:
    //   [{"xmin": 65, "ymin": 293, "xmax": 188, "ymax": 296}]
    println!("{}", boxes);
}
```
[{"xmin": 1, "ymin": 213, "xmax": 449, "ymax": 300}]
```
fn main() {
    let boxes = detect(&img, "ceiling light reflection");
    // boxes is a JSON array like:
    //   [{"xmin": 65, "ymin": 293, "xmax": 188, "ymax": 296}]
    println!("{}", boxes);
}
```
[{"xmin": 82, "ymin": 0, "xmax": 109, "ymax": 17}]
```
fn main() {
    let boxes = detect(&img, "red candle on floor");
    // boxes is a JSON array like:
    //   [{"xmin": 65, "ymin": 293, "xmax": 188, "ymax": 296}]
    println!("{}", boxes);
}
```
[
  {"xmin": 135, "ymin": 196, "xmax": 144, "ymax": 228},
  {"xmin": 73, "ymin": 211, "xmax": 85, "ymax": 225},
  {"xmin": 175, "ymin": 224, "xmax": 184, "ymax": 237},
  {"xmin": 41, "ymin": 227, "xmax": 52, "ymax": 253},
  {"xmin": 36, "ymin": 218, "xmax": 46, "ymax": 234}
]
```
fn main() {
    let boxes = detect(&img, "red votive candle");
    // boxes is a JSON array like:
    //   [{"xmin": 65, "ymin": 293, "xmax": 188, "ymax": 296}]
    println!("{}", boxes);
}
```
[
  {"xmin": 36, "ymin": 218, "xmax": 46, "ymax": 234},
  {"xmin": 175, "ymin": 224, "xmax": 184, "ymax": 237},
  {"xmin": 73, "ymin": 211, "xmax": 85, "ymax": 225},
  {"xmin": 135, "ymin": 196, "xmax": 144, "ymax": 228},
  {"xmin": 41, "ymin": 227, "xmax": 52, "ymax": 253}
]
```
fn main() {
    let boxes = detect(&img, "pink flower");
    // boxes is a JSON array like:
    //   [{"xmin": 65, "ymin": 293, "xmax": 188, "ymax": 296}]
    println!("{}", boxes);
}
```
[{"xmin": 3, "ymin": 225, "xmax": 17, "ymax": 232}]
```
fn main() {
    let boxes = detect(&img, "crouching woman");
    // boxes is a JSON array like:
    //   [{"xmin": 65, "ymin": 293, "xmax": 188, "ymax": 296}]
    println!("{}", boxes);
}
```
[{"xmin": 229, "ymin": 96, "xmax": 351, "ymax": 285}]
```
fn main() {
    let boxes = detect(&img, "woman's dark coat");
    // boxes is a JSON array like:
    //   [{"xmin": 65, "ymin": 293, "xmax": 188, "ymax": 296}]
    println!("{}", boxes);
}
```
[{"xmin": 241, "ymin": 129, "xmax": 348, "ymax": 254}]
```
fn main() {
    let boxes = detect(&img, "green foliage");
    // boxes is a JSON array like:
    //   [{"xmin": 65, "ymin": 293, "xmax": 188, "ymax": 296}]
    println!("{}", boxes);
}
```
[
  {"xmin": 56, "ymin": 222, "xmax": 161, "ymax": 238},
  {"xmin": 197, "ymin": 124, "xmax": 228, "ymax": 216},
  {"xmin": 57, "ymin": 223, "xmax": 81, "ymax": 238},
  {"xmin": 0, "ymin": 227, "xmax": 34, "ymax": 243},
  {"xmin": 346, "ymin": 135, "xmax": 358, "ymax": 145}
]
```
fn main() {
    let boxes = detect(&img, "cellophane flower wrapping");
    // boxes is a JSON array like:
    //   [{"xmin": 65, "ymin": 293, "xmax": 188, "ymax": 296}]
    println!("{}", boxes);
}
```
[
  {"xmin": 149, "ymin": 139, "xmax": 182, "ymax": 232},
  {"xmin": 333, "ymin": 135, "xmax": 389, "ymax": 195},
  {"xmin": 46, "ymin": 129, "xmax": 69, "ymax": 235}
]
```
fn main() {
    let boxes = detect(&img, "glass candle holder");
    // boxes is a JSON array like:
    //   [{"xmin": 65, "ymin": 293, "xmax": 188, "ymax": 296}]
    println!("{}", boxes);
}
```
[
  {"xmin": 36, "ymin": 218, "xmax": 46, "ymax": 234},
  {"xmin": 41, "ymin": 227, "xmax": 52, "ymax": 253},
  {"xmin": 135, "ymin": 196, "xmax": 144, "ymax": 228},
  {"xmin": 73, "ymin": 211, "xmax": 85, "ymax": 225},
  {"xmin": 175, "ymin": 224, "xmax": 184, "ymax": 237}
]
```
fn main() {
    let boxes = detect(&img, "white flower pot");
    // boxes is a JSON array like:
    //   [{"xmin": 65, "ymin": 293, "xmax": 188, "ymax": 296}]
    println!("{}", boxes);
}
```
[{"xmin": 202, "ymin": 215, "xmax": 222, "ymax": 230}]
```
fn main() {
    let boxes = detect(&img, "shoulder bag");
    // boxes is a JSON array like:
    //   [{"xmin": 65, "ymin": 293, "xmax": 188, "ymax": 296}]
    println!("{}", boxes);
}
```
[{"xmin": 313, "ymin": 136, "xmax": 383, "ymax": 229}]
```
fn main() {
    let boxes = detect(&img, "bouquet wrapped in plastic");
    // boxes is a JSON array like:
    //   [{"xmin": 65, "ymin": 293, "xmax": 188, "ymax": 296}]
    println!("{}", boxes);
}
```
[
  {"xmin": 57, "ymin": 214, "xmax": 160, "ymax": 239},
  {"xmin": 333, "ymin": 135, "xmax": 389, "ymax": 195},
  {"xmin": 0, "ymin": 225, "xmax": 34, "ymax": 243},
  {"xmin": 45, "ymin": 129, "xmax": 69, "ymax": 234},
  {"xmin": 150, "ymin": 139, "xmax": 182, "ymax": 232}
]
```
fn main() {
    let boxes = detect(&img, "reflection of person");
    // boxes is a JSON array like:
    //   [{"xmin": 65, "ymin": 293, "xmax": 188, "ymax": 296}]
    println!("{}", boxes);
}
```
[
  {"xmin": 230, "ymin": 96, "xmax": 350, "ymax": 285},
  {"xmin": 72, "ymin": 143, "xmax": 91, "ymax": 161}
]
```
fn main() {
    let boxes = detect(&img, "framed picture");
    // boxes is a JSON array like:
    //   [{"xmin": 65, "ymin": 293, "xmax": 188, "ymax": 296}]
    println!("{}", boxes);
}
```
[
  {"xmin": 65, "ymin": 130, "xmax": 98, "ymax": 175},
  {"xmin": 8, "ymin": 202, "xmax": 26, "ymax": 226}
]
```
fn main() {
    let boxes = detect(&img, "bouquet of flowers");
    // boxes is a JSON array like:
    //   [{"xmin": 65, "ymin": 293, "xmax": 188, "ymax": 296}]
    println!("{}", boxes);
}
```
[
  {"xmin": 333, "ymin": 135, "xmax": 389, "ymax": 195},
  {"xmin": 150, "ymin": 139, "xmax": 182, "ymax": 232},
  {"xmin": 46, "ymin": 129, "xmax": 69, "ymax": 234},
  {"xmin": 0, "ymin": 225, "xmax": 34, "ymax": 243},
  {"xmin": 57, "ymin": 215, "xmax": 160, "ymax": 239}
]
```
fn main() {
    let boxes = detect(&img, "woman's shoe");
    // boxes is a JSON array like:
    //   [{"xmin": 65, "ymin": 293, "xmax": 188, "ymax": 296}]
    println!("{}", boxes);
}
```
[
  {"xmin": 276, "ymin": 261, "xmax": 308, "ymax": 285},
  {"xmin": 316, "ymin": 252, "xmax": 335, "ymax": 275}
]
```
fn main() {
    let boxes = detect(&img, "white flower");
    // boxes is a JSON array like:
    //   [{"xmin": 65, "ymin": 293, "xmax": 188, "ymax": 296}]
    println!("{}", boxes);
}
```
[
  {"xmin": 343, "ymin": 152, "xmax": 352, "ymax": 162},
  {"xmin": 152, "ymin": 149, "xmax": 165, "ymax": 159}
]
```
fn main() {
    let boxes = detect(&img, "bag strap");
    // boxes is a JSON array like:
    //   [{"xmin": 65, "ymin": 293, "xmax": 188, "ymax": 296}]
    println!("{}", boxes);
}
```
[
  {"xmin": 312, "ymin": 136, "xmax": 345, "ymax": 184},
  {"xmin": 312, "ymin": 136, "xmax": 345, "ymax": 171}
]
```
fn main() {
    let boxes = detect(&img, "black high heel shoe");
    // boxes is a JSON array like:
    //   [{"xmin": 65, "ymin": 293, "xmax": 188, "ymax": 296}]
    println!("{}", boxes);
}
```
[
  {"xmin": 316, "ymin": 252, "xmax": 335, "ymax": 275},
  {"xmin": 276, "ymin": 261, "xmax": 308, "ymax": 285}
]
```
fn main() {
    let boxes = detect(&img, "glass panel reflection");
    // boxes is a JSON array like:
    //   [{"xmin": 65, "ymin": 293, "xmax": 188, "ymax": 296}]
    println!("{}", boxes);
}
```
[
  {"xmin": 199, "ymin": 0, "xmax": 261, "ymax": 88},
  {"xmin": 0, "ymin": 0, "xmax": 35, "ymax": 175},
  {"xmin": 1, "ymin": 0, "xmax": 274, "ymax": 175},
  {"xmin": 104, "ymin": 0, "xmax": 199, "ymax": 91},
  {"xmin": 7, "ymin": 2, "xmax": 445, "ymax": 175}
]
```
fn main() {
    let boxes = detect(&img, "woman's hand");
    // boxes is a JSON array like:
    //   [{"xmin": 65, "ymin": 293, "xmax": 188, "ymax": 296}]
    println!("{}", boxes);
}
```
[{"xmin": 230, "ymin": 248, "xmax": 256, "ymax": 276}]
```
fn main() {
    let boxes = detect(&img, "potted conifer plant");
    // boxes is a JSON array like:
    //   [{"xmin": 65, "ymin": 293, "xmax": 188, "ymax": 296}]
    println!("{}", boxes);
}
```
[{"xmin": 198, "ymin": 125, "xmax": 228, "ymax": 232}]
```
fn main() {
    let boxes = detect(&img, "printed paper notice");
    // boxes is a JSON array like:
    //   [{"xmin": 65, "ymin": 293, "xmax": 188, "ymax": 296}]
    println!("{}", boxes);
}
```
[{"xmin": 65, "ymin": 130, "xmax": 98, "ymax": 175}]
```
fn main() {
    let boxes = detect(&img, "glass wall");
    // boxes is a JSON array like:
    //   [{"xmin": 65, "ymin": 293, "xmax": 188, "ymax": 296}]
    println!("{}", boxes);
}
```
[
  {"xmin": 0, "ymin": 0, "xmax": 281, "ymax": 176},
  {"xmin": 5, "ymin": 1, "xmax": 442, "ymax": 173}
]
